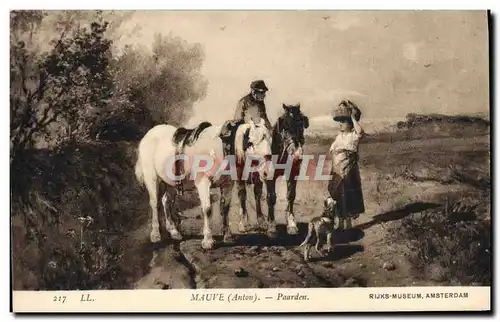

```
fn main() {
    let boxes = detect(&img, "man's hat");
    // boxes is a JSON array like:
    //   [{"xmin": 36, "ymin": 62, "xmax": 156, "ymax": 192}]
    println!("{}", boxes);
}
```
[{"xmin": 250, "ymin": 80, "xmax": 269, "ymax": 92}]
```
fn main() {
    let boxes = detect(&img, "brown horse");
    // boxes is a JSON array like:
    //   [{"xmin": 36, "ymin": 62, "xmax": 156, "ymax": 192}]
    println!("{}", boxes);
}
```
[{"xmin": 241, "ymin": 103, "xmax": 309, "ymax": 237}]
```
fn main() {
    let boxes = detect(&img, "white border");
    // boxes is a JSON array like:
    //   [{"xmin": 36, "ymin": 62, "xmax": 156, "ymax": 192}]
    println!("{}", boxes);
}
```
[
  {"xmin": 2, "ymin": 0, "xmax": 498, "ymax": 321},
  {"xmin": 4, "ymin": 1, "xmax": 500, "ymax": 10},
  {"xmin": 12, "ymin": 286, "xmax": 492, "ymax": 313}
]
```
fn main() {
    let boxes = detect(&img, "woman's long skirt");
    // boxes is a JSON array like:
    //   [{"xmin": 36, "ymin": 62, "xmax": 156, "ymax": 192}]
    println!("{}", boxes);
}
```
[{"xmin": 327, "ymin": 163, "xmax": 365, "ymax": 219}]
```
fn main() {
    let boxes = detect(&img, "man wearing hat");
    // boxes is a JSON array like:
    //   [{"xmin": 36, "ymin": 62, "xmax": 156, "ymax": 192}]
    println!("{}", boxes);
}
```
[
  {"xmin": 219, "ymin": 80, "xmax": 272, "ymax": 156},
  {"xmin": 233, "ymin": 80, "xmax": 272, "ymax": 129}
]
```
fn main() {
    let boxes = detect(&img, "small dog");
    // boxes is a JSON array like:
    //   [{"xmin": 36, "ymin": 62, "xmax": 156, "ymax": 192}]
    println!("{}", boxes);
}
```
[{"xmin": 299, "ymin": 197, "xmax": 338, "ymax": 262}]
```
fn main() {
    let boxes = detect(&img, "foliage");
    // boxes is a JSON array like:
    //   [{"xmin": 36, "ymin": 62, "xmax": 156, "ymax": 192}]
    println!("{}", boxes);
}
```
[
  {"xmin": 10, "ymin": 141, "xmax": 148, "ymax": 290},
  {"xmin": 10, "ymin": 10, "xmax": 208, "ymax": 152},
  {"xmin": 97, "ymin": 33, "xmax": 207, "ymax": 140},
  {"xmin": 10, "ymin": 10, "xmax": 207, "ymax": 290},
  {"xmin": 11, "ymin": 10, "xmax": 114, "ymax": 157}
]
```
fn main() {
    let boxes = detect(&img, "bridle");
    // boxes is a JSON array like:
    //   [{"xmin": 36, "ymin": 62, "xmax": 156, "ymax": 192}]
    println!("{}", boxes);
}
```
[{"xmin": 274, "ymin": 112, "xmax": 307, "ymax": 160}]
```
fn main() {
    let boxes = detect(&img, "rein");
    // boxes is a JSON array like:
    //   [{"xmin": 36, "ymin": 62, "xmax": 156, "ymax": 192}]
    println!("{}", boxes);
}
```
[{"xmin": 274, "ymin": 116, "xmax": 302, "ymax": 163}]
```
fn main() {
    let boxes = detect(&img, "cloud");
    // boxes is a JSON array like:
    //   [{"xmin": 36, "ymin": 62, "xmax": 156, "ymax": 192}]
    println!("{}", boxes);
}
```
[{"xmin": 113, "ymin": 11, "xmax": 489, "ymax": 125}]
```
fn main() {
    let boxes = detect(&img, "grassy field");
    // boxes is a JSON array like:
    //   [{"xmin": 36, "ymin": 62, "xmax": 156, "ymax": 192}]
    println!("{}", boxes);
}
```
[
  {"xmin": 294, "ymin": 118, "xmax": 491, "ymax": 287},
  {"xmin": 11, "ymin": 114, "xmax": 491, "ymax": 290}
]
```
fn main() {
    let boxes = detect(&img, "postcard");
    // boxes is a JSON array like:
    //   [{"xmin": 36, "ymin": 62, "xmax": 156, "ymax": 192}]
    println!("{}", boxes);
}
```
[{"xmin": 10, "ymin": 9, "xmax": 491, "ymax": 313}]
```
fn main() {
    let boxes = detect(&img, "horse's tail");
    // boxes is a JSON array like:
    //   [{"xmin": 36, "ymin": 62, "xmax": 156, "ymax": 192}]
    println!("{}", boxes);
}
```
[
  {"xmin": 134, "ymin": 150, "xmax": 144, "ymax": 187},
  {"xmin": 133, "ymin": 124, "xmax": 175, "ymax": 188}
]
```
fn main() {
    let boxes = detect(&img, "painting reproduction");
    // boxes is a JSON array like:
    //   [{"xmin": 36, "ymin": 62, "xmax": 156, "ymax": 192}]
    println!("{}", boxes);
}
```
[{"xmin": 10, "ymin": 10, "xmax": 491, "ymax": 313}]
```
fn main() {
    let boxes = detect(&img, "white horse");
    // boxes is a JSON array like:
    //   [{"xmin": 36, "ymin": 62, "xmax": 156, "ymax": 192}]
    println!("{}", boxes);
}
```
[{"xmin": 134, "ymin": 119, "xmax": 273, "ymax": 250}]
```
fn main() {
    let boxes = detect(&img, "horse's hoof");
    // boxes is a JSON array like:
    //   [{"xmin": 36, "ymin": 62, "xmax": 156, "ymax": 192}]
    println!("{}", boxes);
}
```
[
  {"xmin": 169, "ymin": 229, "xmax": 183, "ymax": 241},
  {"xmin": 223, "ymin": 233, "xmax": 234, "ymax": 243},
  {"xmin": 267, "ymin": 221, "xmax": 277, "ymax": 236},
  {"xmin": 150, "ymin": 231, "xmax": 161, "ymax": 243},
  {"xmin": 267, "ymin": 229, "xmax": 278, "ymax": 238},
  {"xmin": 201, "ymin": 239, "xmax": 215, "ymax": 250},
  {"xmin": 287, "ymin": 225, "xmax": 299, "ymax": 235}
]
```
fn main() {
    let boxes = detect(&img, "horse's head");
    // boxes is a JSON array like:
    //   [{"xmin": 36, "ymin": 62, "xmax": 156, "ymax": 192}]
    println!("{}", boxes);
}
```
[
  {"xmin": 274, "ymin": 103, "xmax": 309, "ymax": 160},
  {"xmin": 235, "ymin": 118, "xmax": 273, "ymax": 181}
]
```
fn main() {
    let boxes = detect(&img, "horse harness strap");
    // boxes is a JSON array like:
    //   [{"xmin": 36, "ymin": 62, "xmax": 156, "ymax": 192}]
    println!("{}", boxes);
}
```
[
  {"xmin": 172, "ymin": 122, "xmax": 212, "ymax": 195},
  {"xmin": 275, "ymin": 117, "xmax": 299, "ymax": 162},
  {"xmin": 174, "ymin": 141, "xmax": 185, "ymax": 196}
]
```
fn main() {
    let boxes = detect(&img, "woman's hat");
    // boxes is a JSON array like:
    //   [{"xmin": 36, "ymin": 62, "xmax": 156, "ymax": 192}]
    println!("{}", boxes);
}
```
[{"xmin": 332, "ymin": 99, "xmax": 362, "ymax": 122}]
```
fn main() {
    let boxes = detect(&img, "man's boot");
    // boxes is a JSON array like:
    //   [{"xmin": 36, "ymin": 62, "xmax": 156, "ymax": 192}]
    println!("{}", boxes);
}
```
[
  {"xmin": 174, "ymin": 151, "xmax": 184, "ymax": 196},
  {"xmin": 175, "ymin": 160, "xmax": 184, "ymax": 196}
]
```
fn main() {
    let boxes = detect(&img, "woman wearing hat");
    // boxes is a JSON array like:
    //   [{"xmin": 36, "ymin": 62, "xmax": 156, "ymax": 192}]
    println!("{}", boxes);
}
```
[{"xmin": 327, "ymin": 100, "xmax": 365, "ymax": 229}]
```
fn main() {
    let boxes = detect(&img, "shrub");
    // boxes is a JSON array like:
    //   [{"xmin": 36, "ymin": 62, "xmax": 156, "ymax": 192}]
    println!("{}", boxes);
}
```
[
  {"xmin": 10, "ymin": 141, "xmax": 150, "ymax": 290},
  {"xmin": 93, "ymin": 33, "xmax": 208, "ymax": 141},
  {"xmin": 10, "ymin": 10, "xmax": 207, "ymax": 290},
  {"xmin": 387, "ymin": 152, "xmax": 491, "ymax": 286},
  {"xmin": 388, "ymin": 197, "xmax": 491, "ymax": 285},
  {"xmin": 10, "ymin": 10, "xmax": 117, "ymax": 155}
]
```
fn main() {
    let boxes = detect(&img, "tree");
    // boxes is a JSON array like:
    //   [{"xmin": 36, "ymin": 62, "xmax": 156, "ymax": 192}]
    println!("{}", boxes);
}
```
[
  {"xmin": 110, "ymin": 33, "xmax": 208, "ymax": 132},
  {"xmin": 10, "ymin": 10, "xmax": 209, "ymax": 291},
  {"xmin": 10, "ymin": 10, "xmax": 114, "ymax": 160}
]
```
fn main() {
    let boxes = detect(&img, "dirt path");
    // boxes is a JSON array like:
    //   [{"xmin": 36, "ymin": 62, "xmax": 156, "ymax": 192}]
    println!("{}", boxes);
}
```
[{"xmin": 132, "ymin": 167, "xmax": 470, "ymax": 289}]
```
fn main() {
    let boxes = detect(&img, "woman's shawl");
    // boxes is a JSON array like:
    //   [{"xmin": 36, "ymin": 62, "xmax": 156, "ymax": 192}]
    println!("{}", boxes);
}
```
[{"xmin": 331, "ymin": 148, "xmax": 359, "ymax": 179}]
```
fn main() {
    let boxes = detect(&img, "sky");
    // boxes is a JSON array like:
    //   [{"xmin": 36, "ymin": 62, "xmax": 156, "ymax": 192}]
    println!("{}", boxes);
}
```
[{"xmin": 113, "ymin": 10, "xmax": 490, "ymax": 127}]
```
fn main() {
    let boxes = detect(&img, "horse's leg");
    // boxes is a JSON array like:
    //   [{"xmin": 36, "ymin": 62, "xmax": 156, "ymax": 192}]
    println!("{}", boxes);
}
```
[
  {"xmin": 265, "ymin": 179, "xmax": 277, "ymax": 237},
  {"xmin": 253, "ymin": 181, "xmax": 266, "ymax": 230},
  {"xmin": 286, "ymin": 178, "xmax": 299, "ymax": 235},
  {"xmin": 144, "ymin": 174, "xmax": 161, "ymax": 243},
  {"xmin": 161, "ymin": 185, "xmax": 183, "ymax": 241},
  {"xmin": 195, "ymin": 175, "xmax": 215, "ymax": 250},
  {"xmin": 237, "ymin": 180, "xmax": 250, "ymax": 233},
  {"xmin": 220, "ymin": 183, "xmax": 234, "ymax": 243}
]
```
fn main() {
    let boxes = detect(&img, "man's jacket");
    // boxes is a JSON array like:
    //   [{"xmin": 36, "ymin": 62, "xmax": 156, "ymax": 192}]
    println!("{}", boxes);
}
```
[{"xmin": 233, "ymin": 93, "xmax": 272, "ymax": 129}]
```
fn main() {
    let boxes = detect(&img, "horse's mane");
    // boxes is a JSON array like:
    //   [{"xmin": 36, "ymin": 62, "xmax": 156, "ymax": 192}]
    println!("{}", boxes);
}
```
[
  {"xmin": 270, "ymin": 110, "xmax": 309, "ymax": 156},
  {"xmin": 273, "ymin": 114, "xmax": 285, "ymax": 130},
  {"xmin": 234, "ymin": 123, "xmax": 252, "ymax": 163},
  {"xmin": 271, "ymin": 115, "xmax": 286, "ymax": 152}
]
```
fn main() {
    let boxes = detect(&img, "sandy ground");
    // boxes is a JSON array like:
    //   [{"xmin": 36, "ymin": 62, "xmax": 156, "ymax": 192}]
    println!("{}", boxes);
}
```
[
  {"xmin": 98, "ymin": 133, "xmax": 488, "ymax": 290},
  {"xmin": 131, "ymin": 158, "xmax": 476, "ymax": 289}
]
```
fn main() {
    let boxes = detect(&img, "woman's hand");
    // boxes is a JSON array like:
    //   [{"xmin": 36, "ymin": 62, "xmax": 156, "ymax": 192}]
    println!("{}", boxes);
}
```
[
  {"xmin": 350, "ymin": 108, "xmax": 364, "ymax": 135},
  {"xmin": 350, "ymin": 107, "xmax": 359, "ymax": 120}
]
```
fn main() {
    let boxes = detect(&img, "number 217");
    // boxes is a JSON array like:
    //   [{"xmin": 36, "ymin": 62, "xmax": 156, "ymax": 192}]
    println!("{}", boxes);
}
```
[{"xmin": 53, "ymin": 295, "xmax": 66, "ymax": 303}]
